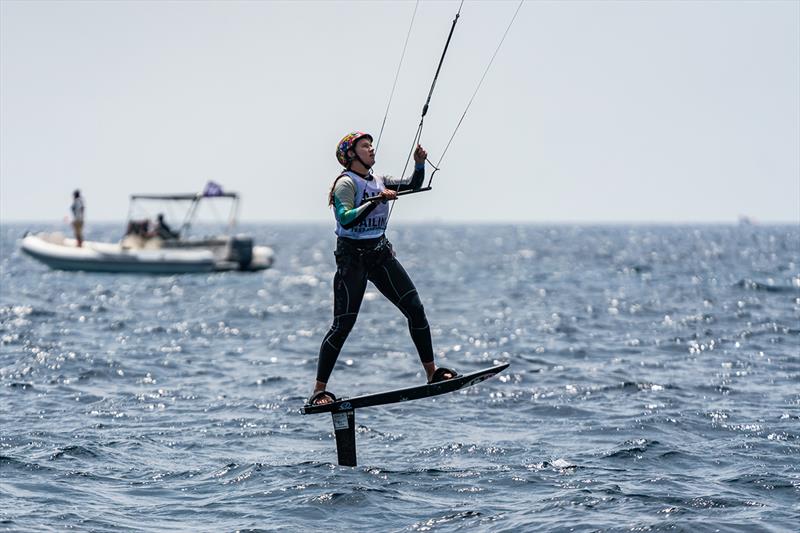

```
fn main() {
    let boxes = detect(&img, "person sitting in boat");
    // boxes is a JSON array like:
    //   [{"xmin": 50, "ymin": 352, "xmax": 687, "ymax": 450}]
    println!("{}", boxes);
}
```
[
  {"xmin": 125, "ymin": 220, "xmax": 149, "ymax": 237},
  {"xmin": 307, "ymin": 131, "xmax": 457, "ymax": 407},
  {"xmin": 154, "ymin": 213, "xmax": 179, "ymax": 240}
]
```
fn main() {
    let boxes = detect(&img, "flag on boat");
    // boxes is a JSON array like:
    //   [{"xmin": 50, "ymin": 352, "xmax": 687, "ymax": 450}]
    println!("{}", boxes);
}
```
[{"xmin": 203, "ymin": 181, "xmax": 224, "ymax": 197}]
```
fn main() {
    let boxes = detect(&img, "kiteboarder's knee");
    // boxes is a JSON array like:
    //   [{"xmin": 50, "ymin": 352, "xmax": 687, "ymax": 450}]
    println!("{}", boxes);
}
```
[
  {"xmin": 404, "ymin": 293, "xmax": 428, "ymax": 328},
  {"xmin": 330, "ymin": 313, "xmax": 358, "ymax": 342}
]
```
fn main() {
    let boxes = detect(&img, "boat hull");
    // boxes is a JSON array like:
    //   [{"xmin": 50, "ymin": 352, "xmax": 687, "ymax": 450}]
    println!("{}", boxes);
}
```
[{"xmin": 20, "ymin": 233, "xmax": 272, "ymax": 274}]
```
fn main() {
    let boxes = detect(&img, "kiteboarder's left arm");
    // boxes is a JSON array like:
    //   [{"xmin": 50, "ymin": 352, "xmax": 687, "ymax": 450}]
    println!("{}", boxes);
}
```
[{"xmin": 384, "ymin": 145, "xmax": 427, "ymax": 192}]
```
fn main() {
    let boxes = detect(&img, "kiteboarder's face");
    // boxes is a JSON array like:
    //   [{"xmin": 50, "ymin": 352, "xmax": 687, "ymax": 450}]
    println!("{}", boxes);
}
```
[{"xmin": 350, "ymin": 138, "xmax": 375, "ymax": 169}]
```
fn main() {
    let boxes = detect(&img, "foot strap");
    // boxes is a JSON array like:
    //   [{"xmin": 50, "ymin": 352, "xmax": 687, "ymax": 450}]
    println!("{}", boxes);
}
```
[
  {"xmin": 428, "ymin": 367, "xmax": 457, "ymax": 384},
  {"xmin": 307, "ymin": 390, "xmax": 336, "ymax": 407}
]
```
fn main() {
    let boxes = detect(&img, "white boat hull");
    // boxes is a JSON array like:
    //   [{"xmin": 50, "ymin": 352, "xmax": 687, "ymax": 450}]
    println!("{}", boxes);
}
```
[{"xmin": 21, "ymin": 233, "xmax": 274, "ymax": 274}]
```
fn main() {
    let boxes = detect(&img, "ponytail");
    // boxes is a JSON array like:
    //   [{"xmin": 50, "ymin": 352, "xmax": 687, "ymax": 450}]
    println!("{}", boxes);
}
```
[{"xmin": 328, "ymin": 172, "xmax": 348, "ymax": 206}]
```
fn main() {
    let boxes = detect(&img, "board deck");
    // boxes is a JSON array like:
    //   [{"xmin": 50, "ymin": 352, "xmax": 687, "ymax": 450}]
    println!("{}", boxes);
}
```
[{"xmin": 303, "ymin": 363, "xmax": 509, "ymax": 415}]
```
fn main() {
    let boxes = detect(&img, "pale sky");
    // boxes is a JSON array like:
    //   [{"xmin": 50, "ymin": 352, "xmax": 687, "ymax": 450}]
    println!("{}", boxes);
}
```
[{"xmin": 1, "ymin": 0, "xmax": 798, "ymax": 224}]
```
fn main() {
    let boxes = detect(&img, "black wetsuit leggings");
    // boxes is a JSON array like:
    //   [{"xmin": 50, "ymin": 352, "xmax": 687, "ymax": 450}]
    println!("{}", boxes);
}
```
[{"xmin": 316, "ymin": 236, "xmax": 434, "ymax": 384}]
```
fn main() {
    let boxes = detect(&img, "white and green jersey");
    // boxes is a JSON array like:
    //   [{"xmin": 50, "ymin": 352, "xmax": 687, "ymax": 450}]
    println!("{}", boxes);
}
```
[{"xmin": 331, "ymin": 164, "xmax": 425, "ymax": 239}]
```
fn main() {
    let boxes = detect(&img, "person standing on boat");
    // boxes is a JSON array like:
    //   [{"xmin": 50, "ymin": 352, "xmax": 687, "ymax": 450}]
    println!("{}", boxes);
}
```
[
  {"xmin": 308, "ymin": 131, "xmax": 456, "ymax": 407},
  {"xmin": 70, "ymin": 189, "xmax": 85, "ymax": 248}
]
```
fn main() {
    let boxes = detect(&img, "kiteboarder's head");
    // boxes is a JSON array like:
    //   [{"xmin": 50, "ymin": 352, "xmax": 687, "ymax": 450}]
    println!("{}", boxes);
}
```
[{"xmin": 336, "ymin": 131, "xmax": 374, "ymax": 170}]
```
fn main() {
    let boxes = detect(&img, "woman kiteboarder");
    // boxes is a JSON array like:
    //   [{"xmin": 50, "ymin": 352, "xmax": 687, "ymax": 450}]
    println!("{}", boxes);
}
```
[{"xmin": 308, "ymin": 131, "xmax": 456, "ymax": 406}]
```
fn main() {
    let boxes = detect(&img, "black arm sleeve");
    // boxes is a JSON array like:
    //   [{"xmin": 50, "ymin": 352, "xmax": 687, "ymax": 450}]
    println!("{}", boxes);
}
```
[{"xmin": 385, "ymin": 166, "xmax": 425, "ymax": 193}]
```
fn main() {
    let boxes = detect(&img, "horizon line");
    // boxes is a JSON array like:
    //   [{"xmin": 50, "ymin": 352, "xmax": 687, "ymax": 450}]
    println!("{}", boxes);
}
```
[{"xmin": 1, "ymin": 218, "xmax": 797, "ymax": 226}]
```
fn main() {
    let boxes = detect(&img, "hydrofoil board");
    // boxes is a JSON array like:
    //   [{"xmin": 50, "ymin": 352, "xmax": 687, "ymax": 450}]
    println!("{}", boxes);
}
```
[
  {"xmin": 302, "ymin": 363, "xmax": 509, "ymax": 466},
  {"xmin": 303, "ymin": 363, "xmax": 509, "ymax": 415}
]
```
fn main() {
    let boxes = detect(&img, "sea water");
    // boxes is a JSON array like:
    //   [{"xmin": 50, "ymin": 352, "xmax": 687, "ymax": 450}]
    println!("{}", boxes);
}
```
[{"xmin": 1, "ymin": 222, "xmax": 798, "ymax": 532}]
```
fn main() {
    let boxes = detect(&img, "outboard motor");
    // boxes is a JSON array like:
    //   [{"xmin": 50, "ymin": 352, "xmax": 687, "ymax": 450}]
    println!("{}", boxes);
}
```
[{"xmin": 229, "ymin": 236, "xmax": 253, "ymax": 270}]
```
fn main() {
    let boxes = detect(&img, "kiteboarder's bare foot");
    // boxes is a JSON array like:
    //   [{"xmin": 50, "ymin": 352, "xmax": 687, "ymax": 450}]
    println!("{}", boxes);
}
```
[
  {"xmin": 308, "ymin": 381, "xmax": 335, "ymax": 406},
  {"xmin": 308, "ymin": 390, "xmax": 335, "ymax": 406},
  {"xmin": 423, "ymin": 362, "xmax": 456, "ymax": 384}
]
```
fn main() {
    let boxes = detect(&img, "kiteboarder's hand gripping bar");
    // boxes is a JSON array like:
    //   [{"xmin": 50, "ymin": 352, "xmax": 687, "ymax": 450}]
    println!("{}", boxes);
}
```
[{"xmin": 364, "ymin": 187, "xmax": 432, "ymax": 202}]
